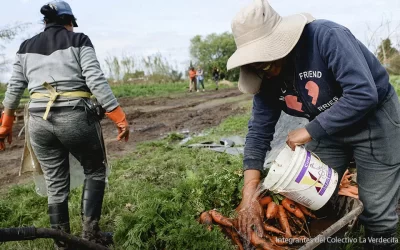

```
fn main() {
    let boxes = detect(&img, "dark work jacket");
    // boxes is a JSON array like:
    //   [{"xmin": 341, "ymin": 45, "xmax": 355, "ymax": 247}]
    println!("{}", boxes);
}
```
[{"xmin": 244, "ymin": 19, "xmax": 394, "ymax": 171}]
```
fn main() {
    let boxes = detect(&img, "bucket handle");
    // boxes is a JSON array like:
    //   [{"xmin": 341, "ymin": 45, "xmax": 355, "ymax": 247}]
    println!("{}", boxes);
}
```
[
  {"xmin": 299, "ymin": 145, "xmax": 323, "ymax": 162},
  {"xmin": 276, "ymin": 181, "xmax": 320, "ymax": 193}
]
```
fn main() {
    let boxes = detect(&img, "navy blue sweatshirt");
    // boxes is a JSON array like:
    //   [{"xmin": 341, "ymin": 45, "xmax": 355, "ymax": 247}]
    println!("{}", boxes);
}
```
[{"xmin": 244, "ymin": 19, "xmax": 394, "ymax": 172}]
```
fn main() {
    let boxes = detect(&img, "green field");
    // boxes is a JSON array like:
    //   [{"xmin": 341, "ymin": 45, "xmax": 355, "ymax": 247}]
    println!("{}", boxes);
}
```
[
  {"xmin": 0, "ymin": 80, "xmax": 235, "ymax": 109},
  {"xmin": 0, "ymin": 109, "xmax": 252, "ymax": 250}
]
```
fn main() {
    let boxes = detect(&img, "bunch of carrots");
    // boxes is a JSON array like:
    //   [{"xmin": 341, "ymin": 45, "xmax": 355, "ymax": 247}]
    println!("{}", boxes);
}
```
[
  {"xmin": 198, "ymin": 169, "xmax": 359, "ymax": 249},
  {"xmin": 338, "ymin": 169, "xmax": 359, "ymax": 199},
  {"xmin": 198, "ymin": 194, "xmax": 317, "ymax": 250}
]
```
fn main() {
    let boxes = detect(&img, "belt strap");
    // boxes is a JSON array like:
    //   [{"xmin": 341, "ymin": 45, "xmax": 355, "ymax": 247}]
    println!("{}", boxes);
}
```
[{"xmin": 30, "ymin": 82, "xmax": 91, "ymax": 120}]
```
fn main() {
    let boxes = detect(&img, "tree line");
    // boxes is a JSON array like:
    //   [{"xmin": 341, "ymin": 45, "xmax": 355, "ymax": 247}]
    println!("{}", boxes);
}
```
[{"xmin": 0, "ymin": 22, "xmax": 399, "ymax": 84}]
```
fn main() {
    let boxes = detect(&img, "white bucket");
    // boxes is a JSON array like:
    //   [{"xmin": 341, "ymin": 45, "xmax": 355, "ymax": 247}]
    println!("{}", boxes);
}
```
[
  {"xmin": 262, "ymin": 145, "xmax": 294, "ymax": 191},
  {"xmin": 270, "ymin": 146, "xmax": 305, "ymax": 192},
  {"xmin": 262, "ymin": 145, "xmax": 338, "ymax": 210}
]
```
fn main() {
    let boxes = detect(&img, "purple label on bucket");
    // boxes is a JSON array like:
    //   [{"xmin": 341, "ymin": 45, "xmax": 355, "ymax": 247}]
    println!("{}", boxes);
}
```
[
  {"xmin": 319, "ymin": 167, "xmax": 332, "ymax": 196},
  {"xmin": 295, "ymin": 151, "xmax": 311, "ymax": 183}
]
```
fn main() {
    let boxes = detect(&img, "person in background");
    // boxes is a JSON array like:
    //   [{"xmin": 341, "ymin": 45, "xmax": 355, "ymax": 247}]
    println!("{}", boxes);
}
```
[
  {"xmin": 0, "ymin": 1, "xmax": 129, "ymax": 249},
  {"xmin": 212, "ymin": 67, "xmax": 220, "ymax": 90},
  {"xmin": 188, "ymin": 67, "xmax": 197, "ymax": 92},
  {"xmin": 227, "ymin": 1, "xmax": 400, "ymax": 249},
  {"xmin": 196, "ymin": 66, "xmax": 205, "ymax": 92}
]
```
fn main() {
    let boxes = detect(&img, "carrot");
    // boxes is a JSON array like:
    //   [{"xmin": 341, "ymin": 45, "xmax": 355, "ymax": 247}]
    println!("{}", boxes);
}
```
[
  {"xmin": 281, "ymin": 198, "xmax": 306, "ymax": 222},
  {"xmin": 199, "ymin": 211, "xmax": 213, "ymax": 231},
  {"xmin": 288, "ymin": 223, "xmax": 297, "ymax": 236},
  {"xmin": 259, "ymin": 196, "xmax": 272, "ymax": 207},
  {"xmin": 266, "ymin": 201, "xmax": 279, "ymax": 219},
  {"xmin": 224, "ymin": 226, "xmax": 244, "ymax": 250},
  {"xmin": 250, "ymin": 231, "xmax": 283, "ymax": 250},
  {"xmin": 296, "ymin": 203, "xmax": 317, "ymax": 219},
  {"xmin": 287, "ymin": 213, "xmax": 311, "ymax": 237},
  {"xmin": 288, "ymin": 213, "xmax": 304, "ymax": 228},
  {"xmin": 278, "ymin": 205, "xmax": 292, "ymax": 238},
  {"xmin": 263, "ymin": 223, "xmax": 285, "ymax": 235},
  {"xmin": 340, "ymin": 170, "xmax": 354, "ymax": 188},
  {"xmin": 209, "ymin": 210, "xmax": 234, "ymax": 227},
  {"xmin": 338, "ymin": 188, "xmax": 359, "ymax": 199},
  {"xmin": 346, "ymin": 185, "xmax": 359, "ymax": 195}
]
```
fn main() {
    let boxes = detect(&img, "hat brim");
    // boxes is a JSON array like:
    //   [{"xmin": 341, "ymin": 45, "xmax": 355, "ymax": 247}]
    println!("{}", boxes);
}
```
[
  {"xmin": 237, "ymin": 66, "xmax": 264, "ymax": 95},
  {"xmin": 72, "ymin": 19, "xmax": 78, "ymax": 27},
  {"xmin": 227, "ymin": 14, "xmax": 309, "ymax": 94}
]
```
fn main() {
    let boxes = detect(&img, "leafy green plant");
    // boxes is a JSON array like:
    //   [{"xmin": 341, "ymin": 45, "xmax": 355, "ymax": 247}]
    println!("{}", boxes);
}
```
[{"xmin": 0, "ymin": 112, "xmax": 249, "ymax": 249}]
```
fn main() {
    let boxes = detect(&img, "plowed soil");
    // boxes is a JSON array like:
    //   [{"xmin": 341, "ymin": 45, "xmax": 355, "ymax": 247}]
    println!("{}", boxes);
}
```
[{"xmin": 0, "ymin": 88, "xmax": 251, "ymax": 191}]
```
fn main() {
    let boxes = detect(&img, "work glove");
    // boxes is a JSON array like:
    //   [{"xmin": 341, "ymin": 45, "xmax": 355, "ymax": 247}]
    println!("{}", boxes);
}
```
[
  {"xmin": 0, "ymin": 112, "xmax": 15, "ymax": 150},
  {"xmin": 105, "ymin": 106, "xmax": 130, "ymax": 142}
]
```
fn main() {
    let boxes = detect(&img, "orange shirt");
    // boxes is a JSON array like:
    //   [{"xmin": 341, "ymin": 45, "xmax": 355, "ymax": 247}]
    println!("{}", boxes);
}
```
[{"xmin": 189, "ymin": 69, "xmax": 197, "ymax": 79}]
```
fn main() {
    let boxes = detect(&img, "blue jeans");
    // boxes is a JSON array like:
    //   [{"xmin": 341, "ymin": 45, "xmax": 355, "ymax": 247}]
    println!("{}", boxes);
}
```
[
  {"xmin": 306, "ymin": 91, "xmax": 400, "ymax": 233},
  {"xmin": 197, "ymin": 78, "xmax": 204, "ymax": 90}
]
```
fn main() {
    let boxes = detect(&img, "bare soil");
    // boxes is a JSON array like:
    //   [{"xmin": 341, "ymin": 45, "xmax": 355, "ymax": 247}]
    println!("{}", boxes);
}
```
[{"xmin": 0, "ymin": 89, "xmax": 251, "ymax": 191}]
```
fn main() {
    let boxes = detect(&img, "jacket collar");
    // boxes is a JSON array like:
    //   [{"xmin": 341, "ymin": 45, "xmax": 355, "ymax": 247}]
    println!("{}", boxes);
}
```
[{"xmin": 44, "ymin": 24, "xmax": 67, "ymax": 31}]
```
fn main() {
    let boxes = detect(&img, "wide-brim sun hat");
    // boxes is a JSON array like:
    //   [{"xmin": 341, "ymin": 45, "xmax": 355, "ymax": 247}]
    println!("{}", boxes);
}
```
[{"xmin": 227, "ymin": 0, "xmax": 315, "ymax": 94}]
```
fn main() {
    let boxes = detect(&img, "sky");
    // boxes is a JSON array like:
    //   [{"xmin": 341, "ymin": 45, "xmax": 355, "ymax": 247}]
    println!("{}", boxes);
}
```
[{"xmin": 0, "ymin": 0, "xmax": 399, "ymax": 82}]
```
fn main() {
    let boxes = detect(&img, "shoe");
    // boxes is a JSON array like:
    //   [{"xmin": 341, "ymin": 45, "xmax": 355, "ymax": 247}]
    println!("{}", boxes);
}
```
[
  {"xmin": 196, "ymin": 90, "xmax": 199, "ymax": 93},
  {"xmin": 202, "ymin": 89, "xmax": 205, "ymax": 92},
  {"xmin": 216, "ymin": 88, "xmax": 218, "ymax": 90},
  {"xmin": 81, "ymin": 179, "xmax": 113, "ymax": 246},
  {"xmin": 48, "ymin": 201, "xmax": 71, "ymax": 250}
]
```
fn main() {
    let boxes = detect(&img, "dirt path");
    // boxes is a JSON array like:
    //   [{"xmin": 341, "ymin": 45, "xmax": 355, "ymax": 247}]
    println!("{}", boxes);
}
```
[{"xmin": 0, "ymin": 88, "xmax": 251, "ymax": 190}]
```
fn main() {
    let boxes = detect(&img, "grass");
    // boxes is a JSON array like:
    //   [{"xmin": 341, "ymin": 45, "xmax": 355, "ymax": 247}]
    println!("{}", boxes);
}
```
[
  {"xmin": 390, "ymin": 75, "xmax": 400, "ymax": 96},
  {"xmin": 0, "ymin": 109, "xmax": 250, "ymax": 250},
  {"xmin": 0, "ymin": 80, "xmax": 236, "ymax": 109},
  {"xmin": 111, "ymin": 80, "xmax": 234, "ymax": 98}
]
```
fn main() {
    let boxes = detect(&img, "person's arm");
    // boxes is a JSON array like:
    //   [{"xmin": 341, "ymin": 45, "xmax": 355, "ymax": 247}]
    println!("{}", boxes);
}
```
[
  {"xmin": 244, "ymin": 91, "xmax": 281, "ymax": 171},
  {"xmin": 79, "ymin": 35, "xmax": 129, "ymax": 141},
  {"xmin": 0, "ymin": 53, "xmax": 27, "ymax": 150},
  {"xmin": 2, "ymin": 54, "xmax": 27, "ymax": 110},
  {"xmin": 79, "ymin": 35, "xmax": 119, "ymax": 112},
  {"xmin": 237, "ymin": 89, "xmax": 281, "ymax": 240},
  {"xmin": 305, "ymin": 27, "xmax": 380, "ymax": 140}
]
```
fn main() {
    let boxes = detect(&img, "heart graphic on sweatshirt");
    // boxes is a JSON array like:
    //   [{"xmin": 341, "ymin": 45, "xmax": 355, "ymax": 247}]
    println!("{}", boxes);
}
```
[
  {"xmin": 305, "ymin": 81, "xmax": 320, "ymax": 105},
  {"xmin": 284, "ymin": 95, "xmax": 303, "ymax": 112}
]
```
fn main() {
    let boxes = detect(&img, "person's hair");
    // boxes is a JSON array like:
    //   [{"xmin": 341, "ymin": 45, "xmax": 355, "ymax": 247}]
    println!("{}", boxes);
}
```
[
  {"xmin": 190, "ymin": 67, "xmax": 194, "ymax": 70},
  {"xmin": 40, "ymin": 4, "xmax": 76, "ymax": 26}
]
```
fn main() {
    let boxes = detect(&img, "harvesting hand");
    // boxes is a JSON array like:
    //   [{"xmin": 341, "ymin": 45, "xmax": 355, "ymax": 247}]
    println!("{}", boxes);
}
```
[
  {"xmin": 236, "ymin": 197, "xmax": 264, "ymax": 242},
  {"xmin": 286, "ymin": 127, "xmax": 312, "ymax": 151},
  {"xmin": 0, "ymin": 112, "xmax": 15, "ymax": 151},
  {"xmin": 106, "ymin": 106, "xmax": 130, "ymax": 142},
  {"xmin": 236, "ymin": 170, "xmax": 264, "ymax": 242}
]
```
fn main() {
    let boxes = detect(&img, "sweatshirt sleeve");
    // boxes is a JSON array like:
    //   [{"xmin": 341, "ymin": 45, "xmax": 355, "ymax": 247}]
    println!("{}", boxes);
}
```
[
  {"xmin": 305, "ymin": 27, "xmax": 379, "ymax": 140},
  {"xmin": 244, "ymin": 91, "xmax": 281, "ymax": 171},
  {"xmin": 79, "ymin": 35, "xmax": 119, "ymax": 112},
  {"xmin": 2, "ymin": 54, "xmax": 28, "ymax": 109}
]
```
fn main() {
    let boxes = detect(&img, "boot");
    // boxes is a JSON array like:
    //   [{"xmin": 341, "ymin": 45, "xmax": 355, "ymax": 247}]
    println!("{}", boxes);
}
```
[
  {"xmin": 48, "ymin": 201, "xmax": 71, "ymax": 250},
  {"xmin": 81, "ymin": 179, "xmax": 113, "ymax": 246},
  {"xmin": 364, "ymin": 229, "xmax": 397, "ymax": 250}
]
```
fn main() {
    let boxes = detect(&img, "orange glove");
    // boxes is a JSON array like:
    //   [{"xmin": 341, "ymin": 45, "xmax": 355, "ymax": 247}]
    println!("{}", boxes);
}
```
[
  {"xmin": 106, "ymin": 106, "xmax": 129, "ymax": 142},
  {"xmin": 0, "ymin": 112, "xmax": 15, "ymax": 151}
]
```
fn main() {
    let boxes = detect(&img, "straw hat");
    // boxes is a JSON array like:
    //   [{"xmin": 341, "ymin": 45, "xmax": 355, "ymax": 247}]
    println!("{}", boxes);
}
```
[{"xmin": 227, "ymin": 0, "xmax": 315, "ymax": 94}]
